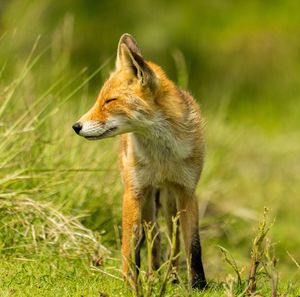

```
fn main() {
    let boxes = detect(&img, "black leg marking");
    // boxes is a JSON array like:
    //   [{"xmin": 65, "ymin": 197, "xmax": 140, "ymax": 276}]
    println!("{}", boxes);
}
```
[
  {"xmin": 151, "ymin": 228, "xmax": 161, "ymax": 270},
  {"xmin": 190, "ymin": 232, "xmax": 207, "ymax": 289},
  {"xmin": 135, "ymin": 231, "xmax": 145, "ymax": 273},
  {"xmin": 155, "ymin": 188, "xmax": 160, "ymax": 214},
  {"xmin": 152, "ymin": 188, "xmax": 161, "ymax": 270}
]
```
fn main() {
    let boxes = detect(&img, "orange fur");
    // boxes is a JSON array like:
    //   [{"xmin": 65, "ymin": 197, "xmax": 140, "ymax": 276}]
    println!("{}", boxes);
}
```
[{"xmin": 73, "ymin": 34, "xmax": 207, "ymax": 289}]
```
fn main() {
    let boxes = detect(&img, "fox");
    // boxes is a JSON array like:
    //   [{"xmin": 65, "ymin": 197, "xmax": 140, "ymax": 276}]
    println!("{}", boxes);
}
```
[{"xmin": 72, "ymin": 33, "xmax": 207, "ymax": 289}]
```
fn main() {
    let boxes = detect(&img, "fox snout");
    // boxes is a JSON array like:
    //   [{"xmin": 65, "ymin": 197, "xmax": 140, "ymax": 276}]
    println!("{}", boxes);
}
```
[{"xmin": 72, "ymin": 118, "xmax": 121, "ymax": 140}]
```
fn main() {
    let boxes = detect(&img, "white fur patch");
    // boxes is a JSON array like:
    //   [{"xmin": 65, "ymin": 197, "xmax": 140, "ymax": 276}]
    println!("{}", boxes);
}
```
[
  {"xmin": 125, "ymin": 112, "xmax": 199, "ymax": 190},
  {"xmin": 132, "ymin": 113, "xmax": 193, "ymax": 161},
  {"xmin": 80, "ymin": 121, "xmax": 106, "ymax": 137}
]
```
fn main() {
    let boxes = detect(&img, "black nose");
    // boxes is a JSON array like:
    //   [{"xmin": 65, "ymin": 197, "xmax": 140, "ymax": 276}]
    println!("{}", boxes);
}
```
[{"xmin": 72, "ymin": 122, "xmax": 82, "ymax": 134}]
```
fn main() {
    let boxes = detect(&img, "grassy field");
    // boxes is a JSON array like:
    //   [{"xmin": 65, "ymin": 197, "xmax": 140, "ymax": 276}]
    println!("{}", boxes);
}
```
[{"xmin": 1, "ymin": 23, "xmax": 300, "ymax": 296}]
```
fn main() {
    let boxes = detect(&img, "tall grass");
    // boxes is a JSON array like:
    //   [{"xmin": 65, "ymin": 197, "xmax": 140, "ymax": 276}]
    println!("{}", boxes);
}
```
[{"xmin": 0, "ymin": 31, "xmax": 115, "ymax": 260}]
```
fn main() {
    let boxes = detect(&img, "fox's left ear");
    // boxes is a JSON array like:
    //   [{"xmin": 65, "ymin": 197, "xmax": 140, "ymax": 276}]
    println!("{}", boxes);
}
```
[{"xmin": 116, "ymin": 33, "xmax": 156, "ymax": 86}]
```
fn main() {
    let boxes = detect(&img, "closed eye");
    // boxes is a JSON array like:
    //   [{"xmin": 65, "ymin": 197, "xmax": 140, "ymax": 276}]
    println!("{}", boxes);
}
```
[{"xmin": 104, "ymin": 98, "xmax": 117, "ymax": 105}]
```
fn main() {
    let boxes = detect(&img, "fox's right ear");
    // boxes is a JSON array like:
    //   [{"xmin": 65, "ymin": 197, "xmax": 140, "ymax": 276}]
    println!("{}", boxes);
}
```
[
  {"xmin": 116, "ymin": 33, "xmax": 156, "ymax": 87},
  {"xmin": 116, "ymin": 33, "xmax": 141, "ymax": 68}
]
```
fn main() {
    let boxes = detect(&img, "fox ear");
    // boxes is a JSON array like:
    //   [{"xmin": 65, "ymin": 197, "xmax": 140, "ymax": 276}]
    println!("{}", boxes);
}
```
[
  {"xmin": 117, "ymin": 33, "xmax": 141, "ymax": 59},
  {"xmin": 116, "ymin": 33, "xmax": 155, "ymax": 86}
]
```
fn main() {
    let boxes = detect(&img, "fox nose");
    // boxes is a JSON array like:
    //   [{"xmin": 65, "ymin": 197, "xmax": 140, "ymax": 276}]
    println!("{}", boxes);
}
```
[{"xmin": 72, "ymin": 122, "xmax": 82, "ymax": 134}]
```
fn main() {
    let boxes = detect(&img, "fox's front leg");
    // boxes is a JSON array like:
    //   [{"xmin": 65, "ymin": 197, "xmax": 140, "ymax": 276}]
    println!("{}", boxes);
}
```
[{"xmin": 121, "ymin": 188, "xmax": 142, "ymax": 277}]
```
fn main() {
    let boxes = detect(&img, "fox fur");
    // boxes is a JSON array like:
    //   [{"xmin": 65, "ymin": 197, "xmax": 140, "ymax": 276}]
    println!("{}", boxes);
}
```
[{"xmin": 73, "ymin": 33, "xmax": 207, "ymax": 289}]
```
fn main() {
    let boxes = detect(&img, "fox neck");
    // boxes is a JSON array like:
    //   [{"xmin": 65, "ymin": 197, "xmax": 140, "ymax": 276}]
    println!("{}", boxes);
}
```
[{"xmin": 129, "ymin": 112, "xmax": 192, "ymax": 162}]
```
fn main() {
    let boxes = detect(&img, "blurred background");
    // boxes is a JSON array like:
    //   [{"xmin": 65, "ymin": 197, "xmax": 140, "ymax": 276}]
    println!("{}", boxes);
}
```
[
  {"xmin": 2, "ymin": 0, "xmax": 300, "ymax": 122},
  {"xmin": 0, "ymin": 0, "xmax": 299, "ymax": 289}
]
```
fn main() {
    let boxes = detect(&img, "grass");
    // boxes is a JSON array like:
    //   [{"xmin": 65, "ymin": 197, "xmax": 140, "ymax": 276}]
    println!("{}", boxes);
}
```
[
  {"xmin": 1, "ymin": 254, "xmax": 299, "ymax": 297},
  {"xmin": 0, "ymin": 255, "xmax": 125, "ymax": 297},
  {"xmin": 0, "ymin": 28, "xmax": 300, "ymax": 296}
]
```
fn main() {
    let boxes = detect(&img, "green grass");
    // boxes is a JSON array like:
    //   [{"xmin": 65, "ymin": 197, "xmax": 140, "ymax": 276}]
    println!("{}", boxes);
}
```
[
  {"xmin": 0, "ymin": 255, "xmax": 126, "ymax": 297},
  {"xmin": 1, "ymin": 255, "xmax": 299, "ymax": 297},
  {"xmin": 1, "ymin": 25, "xmax": 300, "ymax": 296}
]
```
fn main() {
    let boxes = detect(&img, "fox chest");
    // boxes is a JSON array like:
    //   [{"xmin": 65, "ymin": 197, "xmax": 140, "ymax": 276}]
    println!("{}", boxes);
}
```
[
  {"xmin": 121, "ymin": 133, "xmax": 200, "ymax": 190},
  {"xmin": 130, "ymin": 156, "xmax": 198, "ymax": 190},
  {"xmin": 136, "ymin": 161, "xmax": 179, "ymax": 186}
]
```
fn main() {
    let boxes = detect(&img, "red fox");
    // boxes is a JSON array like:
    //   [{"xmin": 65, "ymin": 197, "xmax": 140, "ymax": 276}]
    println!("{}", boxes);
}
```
[{"xmin": 72, "ymin": 33, "xmax": 207, "ymax": 289}]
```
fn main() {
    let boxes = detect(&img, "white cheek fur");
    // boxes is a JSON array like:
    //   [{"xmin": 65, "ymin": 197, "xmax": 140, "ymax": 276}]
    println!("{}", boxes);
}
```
[
  {"xmin": 79, "ymin": 121, "xmax": 106, "ymax": 137},
  {"xmin": 79, "ymin": 116, "xmax": 131, "ymax": 138}
]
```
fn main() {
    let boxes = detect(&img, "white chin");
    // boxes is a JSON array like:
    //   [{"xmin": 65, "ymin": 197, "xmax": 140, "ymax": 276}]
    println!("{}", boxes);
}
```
[{"xmin": 81, "ymin": 127, "xmax": 119, "ymax": 140}]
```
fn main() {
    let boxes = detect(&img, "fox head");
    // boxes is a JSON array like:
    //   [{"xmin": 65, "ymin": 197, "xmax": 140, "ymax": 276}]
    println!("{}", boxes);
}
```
[{"xmin": 72, "ymin": 33, "xmax": 163, "ymax": 140}]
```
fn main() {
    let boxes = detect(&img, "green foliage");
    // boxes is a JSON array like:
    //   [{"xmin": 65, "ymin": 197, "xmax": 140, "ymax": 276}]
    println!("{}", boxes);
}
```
[{"xmin": 2, "ymin": 0, "xmax": 300, "ymax": 115}]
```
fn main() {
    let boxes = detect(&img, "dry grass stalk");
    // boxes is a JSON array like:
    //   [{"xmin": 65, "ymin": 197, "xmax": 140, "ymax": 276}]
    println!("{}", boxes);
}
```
[
  {"xmin": 144, "ymin": 222, "xmax": 159, "ymax": 297},
  {"xmin": 247, "ymin": 207, "xmax": 273, "ymax": 295},
  {"xmin": 262, "ymin": 239, "xmax": 278, "ymax": 297},
  {"xmin": 0, "ymin": 196, "xmax": 109, "ymax": 259},
  {"xmin": 159, "ymin": 213, "xmax": 181, "ymax": 297},
  {"xmin": 287, "ymin": 251, "xmax": 300, "ymax": 271},
  {"xmin": 126, "ymin": 213, "xmax": 181, "ymax": 297},
  {"xmin": 219, "ymin": 245, "xmax": 243, "ymax": 289}
]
